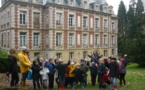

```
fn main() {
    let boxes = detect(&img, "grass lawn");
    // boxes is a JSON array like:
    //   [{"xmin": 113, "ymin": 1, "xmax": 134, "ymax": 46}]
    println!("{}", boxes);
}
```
[{"xmin": 1, "ymin": 64, "xmax": 145, "ymax": 90}]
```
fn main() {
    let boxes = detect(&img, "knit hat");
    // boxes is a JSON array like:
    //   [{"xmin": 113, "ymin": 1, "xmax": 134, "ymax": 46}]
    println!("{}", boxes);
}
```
[
  {"xmin": 20, "ymin": 46, "xmax": 27, "ymax": 50},
  {"xmin": 80, "ymin": 59, "xmax": 85, "ymax": 62}
]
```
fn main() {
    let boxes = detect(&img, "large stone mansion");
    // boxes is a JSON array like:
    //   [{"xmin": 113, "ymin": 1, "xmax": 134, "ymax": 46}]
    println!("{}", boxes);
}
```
[{"xmin": 0, "ymin": 0, "xmax": 118, "ymax": 61}]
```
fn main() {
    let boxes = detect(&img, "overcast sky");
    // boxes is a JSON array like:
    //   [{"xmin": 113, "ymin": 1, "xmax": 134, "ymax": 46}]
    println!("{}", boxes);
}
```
[{"xmin": 0, "ymin": 0, "xmax": 130, "ymax": 15}]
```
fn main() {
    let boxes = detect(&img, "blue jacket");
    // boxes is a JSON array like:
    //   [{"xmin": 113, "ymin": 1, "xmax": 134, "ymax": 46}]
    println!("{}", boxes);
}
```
[{"xmin": 45, "ymin": 62, "xmax": 55, "ymax": 75}]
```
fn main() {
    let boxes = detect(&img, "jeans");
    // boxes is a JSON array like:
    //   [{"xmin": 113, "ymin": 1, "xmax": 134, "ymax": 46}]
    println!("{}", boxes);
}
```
[
  {"xmin": 33, "ymin": 76, "xmax": 40, "ymax": 89},
  {"xmin": 72, "ymin": 81, "xmax": 84, "ymax": 90},
  {"xmin": 10, "ymin": 72, "xmax": 19, "ymax": 86},
  {"xmin": 119, "ymin": 73, "xmax": 126, "ymax": 85},
  {"xmin": 110, "ymin": 77, "xmax": 117, "ymax": 89},
  {"xmin": 48, "ymin": 74, "xmax": 54, "ymax": 89},
  {"xmin": 91, "ymin": 74, "xmax": 97, "ymax": 86},
  {"xmin": 98, "ymin": 75, "xmax": 103, "ymax": 88},
  {"xmin": 22, "ymin": 73, "xmax": 28, "ymax": 81},
  {"xmin": 59, "ymin": 76, "xmax": 65, "ymax": 85}
]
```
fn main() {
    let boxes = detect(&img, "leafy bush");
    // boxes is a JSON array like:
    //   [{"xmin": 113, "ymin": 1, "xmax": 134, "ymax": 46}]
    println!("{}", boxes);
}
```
[{"xmin": 0, "ymin": 49, "xmax": 8, "ymax": 73}]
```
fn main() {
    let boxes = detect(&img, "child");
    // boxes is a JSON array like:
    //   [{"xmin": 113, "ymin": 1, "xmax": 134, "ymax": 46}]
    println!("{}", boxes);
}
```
[
  {"xmin": 40, "ymin": 61, "xmax": 50, "ymax": 89},
  {"xmin": 97, "ymin": 58, "xmax": 106, "ymax": 89},
  {"xmin": 71, "ymin": 63, "xmax": 86, "ymax": 90},
  {"xmin": 109, "ymin": 57, "xmax": 119, "ymax": 90},
  {"xmin": 102, "ymin": 68, "xmax": 111, "ymax": 89},
  {"xmin": 56, "ymin": 59, "xmax": 70, "ymax": 89},
  {"xmin": 31, "ymin": 61, "xmax": 41, "ymax": 89}
]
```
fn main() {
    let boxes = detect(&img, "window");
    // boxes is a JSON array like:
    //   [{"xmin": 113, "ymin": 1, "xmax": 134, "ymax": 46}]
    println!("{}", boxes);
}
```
[
  {"xmin": 57, "ymin": 0, "xmax": 61, "ymax": 3},
  {"xmin": 84, "ymin": 1, "xmax": 87, "ymax": 9},
  {"xmin": 56, "ymin": 13, "xmax": 62, "ymax": 25},
  {"xmin": 34, "ymin": 53, "xmax": 40, "ymax": 60},
  {"xmin": 1, "ymin": 33, "xmax": 3, "ymax": 47},
  {"xmin": 104, "ymin": 50, "xmax": 107, "ymax": 56},
  {"xmin": 69, "ymin": 15, "xmax": 74, "ymax": 27},
  {"xmin": 56, "ymin": 53, "xmax": 62, "ymax": 58},
  {"xmin": 96, "ymin": 5, "xmax": 99, "ymax": 11},
  {"xmin": 83, "ymin": 34, "xmax": 87, "ymax": 47},
  {"xmin": 78, "ymin": 52, "xmax": 80, "ymax": 58},
  {"xmin": 112, "ymin": 36, "xmax": 115, "ymax": 45},
  {"xmin": 69, "ymin": 52, "xmax": 74, "ymax": 59},
  {"xmin": 95, "ymin": 18, "xmax": 99, "ymax": 29},
  {"xmin": 95, "ymin": 35, "xmax": 99, "ymax": 46},
  {"xmin": 104, "ymin": 19, "xmax": 107, "ymax": 30},
  {"xmin": 69, "ymin": 34, "xmax": 74, "ymax": 47},
  {"xmin": 112, "ymin": 22, "xmax": 115, "ymax": 31},
  {"xmin": 33, "ymin": 12, "xmax": 40, "ymax": 28},
  {"xmin": 56, "ymin": 33, "xmax": 62, "ymax": 46},
  {"xmin": 70, "ymin": 0, "xmax": 73, "ymax": 6},
  {"xmin": 20, "ymin": 32, "xmax": 27, "ymax": 46},
  {"xmin": 20, "ymin": 11, "xmax": 26, "ymax": 25},
  {"xmin": 112, "ymin": 49, "xmax": 115, "ymax": 55},
  {"xmin": 83, "ymin": 17, "xmax": 87, "ymax": 28},
  {"xmin": 103, "ymin": 35, "xmax": 107, "ymax": 45},
  {"xmin": 33, "ymin": 33, "xmax": 39, "ymax": 46},
  {"xmin": 104, "ymin": 7, "xmax": 107, "ymax": 12},
  {"xmin": 83, "ymin": 51, "xmax": 87, "ymax": 59}
]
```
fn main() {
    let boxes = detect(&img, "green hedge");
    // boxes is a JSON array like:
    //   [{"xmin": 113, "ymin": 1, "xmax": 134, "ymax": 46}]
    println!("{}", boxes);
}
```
[{"xmin": 0, "ymin": 49, "xmax": 8, "ymax": 73}]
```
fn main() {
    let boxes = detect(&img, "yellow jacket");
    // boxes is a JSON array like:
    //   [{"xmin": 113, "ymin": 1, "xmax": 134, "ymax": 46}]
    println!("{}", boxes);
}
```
[
  {"xmin": 17, "ymin": 51, "xmax": 32, "ymax": 73},
  {"xmin": 67, "ymin": 65, "xmax": 76, "ymax": 77}
]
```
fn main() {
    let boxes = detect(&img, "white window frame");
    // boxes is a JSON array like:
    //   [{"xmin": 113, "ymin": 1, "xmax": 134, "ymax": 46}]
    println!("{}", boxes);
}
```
[
  {"xmin": 33, "ymin": 33, "xmax": 39, "ymax": 46},
  {"xmin": 56, "ymin": 13, "xmax": 62, "ymax": 26},
  {"xmin": 95, "ymin": 18, "xmax": 99, "ymax": 29},
  {"xmin": 19, "ymin": 11, "xmax": 27, "ymax": 25},
  {"xmin": 83, "ymin": 16, "xmax": 87, "ymax": 28},
  {"xmin": 20, "ymin": 32, "xmax": 27, "ymax": 47},
  {"xmin": 103, "ymin": 35, "xmax": 107, "ymax": 45},
  {"xmin": 69, "ymin": 33, "xmax": 74, "ymax": 47},
  {"xmin": 69, "ymin": 14, "xmax": 74, "ymax": 27},
  {"xmin": 56, "ymin": 33, "xmax": 62, "ymax": 46},
  {"xmin": 112, "ymin": 22, "xmax": 115, "ymax": 31},
  {"xmin": 95, "ymin": 35, "xmax": 99, "ymax": 46},
  {"xmin": 104, "ymin": 19, "xmax": 108, "ymax": 30},
  {"xmin": 70, "ymin": 0, "xmax": 74, "ymax": 6},
  {"xmin": 83, "ymin": 34, "xmax": 87, "ymax": 47}
]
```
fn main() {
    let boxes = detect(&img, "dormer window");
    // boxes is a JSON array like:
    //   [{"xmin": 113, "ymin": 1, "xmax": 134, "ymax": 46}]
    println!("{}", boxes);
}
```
[
  {"xmin": 104, "ymin": 7, "xmax": 107, "ymax": 12},
  {"xmin": 70, "ymin": 0, "xmax": 74, "ymax": 6},
  {"xmin": 84, "ymin": 1, "xmax": 87, "ymax": 9},
  {"xmin": 96, "ymin": 5, "xmax": 99, "ymax": 11},
  {"xmin": 57, "ymin": 0, "xmax": 61, "ymax": 4},
  {"xmin": 110, "ymin": 10, "xmax": 112, "ymax": 13}
]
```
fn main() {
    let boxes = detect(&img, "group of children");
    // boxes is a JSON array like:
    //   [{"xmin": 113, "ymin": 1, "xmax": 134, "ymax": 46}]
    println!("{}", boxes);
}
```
[{"xmin": 30, "ymin": 53, "xmax": 127, "ymax": 90}]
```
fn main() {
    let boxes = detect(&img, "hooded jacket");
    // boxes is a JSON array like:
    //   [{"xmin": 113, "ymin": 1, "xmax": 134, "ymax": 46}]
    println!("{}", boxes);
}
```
[
  {"xmin": 17, "ymin": 51, "xmax": 32, "ymax": 73},
  {"xmin": 7, "ymin": 54, "xmax": 19, "ymax": 73}
]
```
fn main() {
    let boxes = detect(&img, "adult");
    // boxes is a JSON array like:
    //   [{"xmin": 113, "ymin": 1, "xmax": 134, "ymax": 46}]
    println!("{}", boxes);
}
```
[
  {"xmin": 7, "ymin": 48, "xmax": 19, "ymax": 87},
  {"xmin": 80, "ymin": 59, "xmax": 89, "ymax": 87},
  {"xmin": 45, "ymin": 58, "xmax": 56, "ymax": 89},
  {"xmin": 17, "ymin": 46, "xmax": 32, "ymax": 89},
  {"xmin": 90, "ymin": 62, "xmax": 98, "ymax": 86},
  {"xmin": 37, "ymin": 54, "xmax": 42, "ymax": 66},
  {"xmin": 119, "ymin": 58, "xmax": 127, "ymax": 86}
]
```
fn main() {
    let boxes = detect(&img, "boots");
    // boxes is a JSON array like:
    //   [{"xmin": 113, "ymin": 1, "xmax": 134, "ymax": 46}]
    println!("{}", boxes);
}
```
[
  {"xmin": 62, "ymin": 84, "xmax": 65, "ymax": 89},
  {"xmin": 22, "ymin": 81, "xmax": 28, "ymax": 89}
]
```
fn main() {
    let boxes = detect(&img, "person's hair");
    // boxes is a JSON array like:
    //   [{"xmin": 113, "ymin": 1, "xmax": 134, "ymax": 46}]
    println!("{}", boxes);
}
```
[
  {"xmin": 33, "ymin": 60, "xmax": 37, "ymax": 65},
  {"xmin": 49, "ymin": 58, "xmax": 53, "ymax": 62},
  {"xmin": 9, "ymin": 48, "xmax": 16, "ymax": 55}
]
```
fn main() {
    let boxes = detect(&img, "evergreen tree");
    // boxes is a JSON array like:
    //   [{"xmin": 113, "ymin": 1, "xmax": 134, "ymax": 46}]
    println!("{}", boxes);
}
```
[{"xmin": 117, "ymin": 1, "xmax": 127, "ymax": 54}]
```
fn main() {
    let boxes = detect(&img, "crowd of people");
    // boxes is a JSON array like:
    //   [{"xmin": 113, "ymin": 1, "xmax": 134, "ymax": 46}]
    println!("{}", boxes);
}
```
[{"xmin": 7, "ymin": 46, "xmax": 128, "ymax": 90}]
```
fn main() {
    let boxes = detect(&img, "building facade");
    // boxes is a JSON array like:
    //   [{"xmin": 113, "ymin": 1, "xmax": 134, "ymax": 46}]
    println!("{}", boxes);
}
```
[{"xmin": 0, "ymin": 0, "xmax": 118, "ymax": 61}]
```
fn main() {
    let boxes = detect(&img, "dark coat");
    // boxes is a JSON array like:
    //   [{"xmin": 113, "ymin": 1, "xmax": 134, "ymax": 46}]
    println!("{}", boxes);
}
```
[
  {"xmin": 45, "ymin": 62, "xmax": 55, "ymax": 75},
  {"xmin": 7, "ymin": 55, "xmax": 19, "ymax": 73},
  {"xmin": 119, "ymin": 62, "xmax": 127, "ymax": 74},
  {"xmin": 56, "ymin": 61, "xmax": 70, "ymax": 76},
  {"xmin": 98, "ymin": 63, "xmax": 106, "ymax": 75},
  {"xmin": 80, "ymin": 64, "xmax": 89, "ymax": 73},
  {"xmin": 72, "ymin": 68, "xmax": 86, "ymax": 82},
  {"xmin": 31, "ymin": 65, "xmax": 40, "ymax": 78},
  {"xmin": 109, "ymin": 62, "xmax": 119, "ymax": 77},
  {"xmin": 90, "ymin": 63, "xmax": 98, "ymax": 75}
]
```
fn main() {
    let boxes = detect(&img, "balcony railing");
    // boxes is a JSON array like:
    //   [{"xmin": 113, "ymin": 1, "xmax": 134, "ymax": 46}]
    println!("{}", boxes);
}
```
[
  {"xmin": 103, "ymin": 44, "xmax": 108, "ymax": 48},
  {"xmin": 95, "ymin": 44, "xmax": 100, "ymax": 47},
  {"xmin": 83, "ymin": 44, "xmax": 88, "ymax": 48}
]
